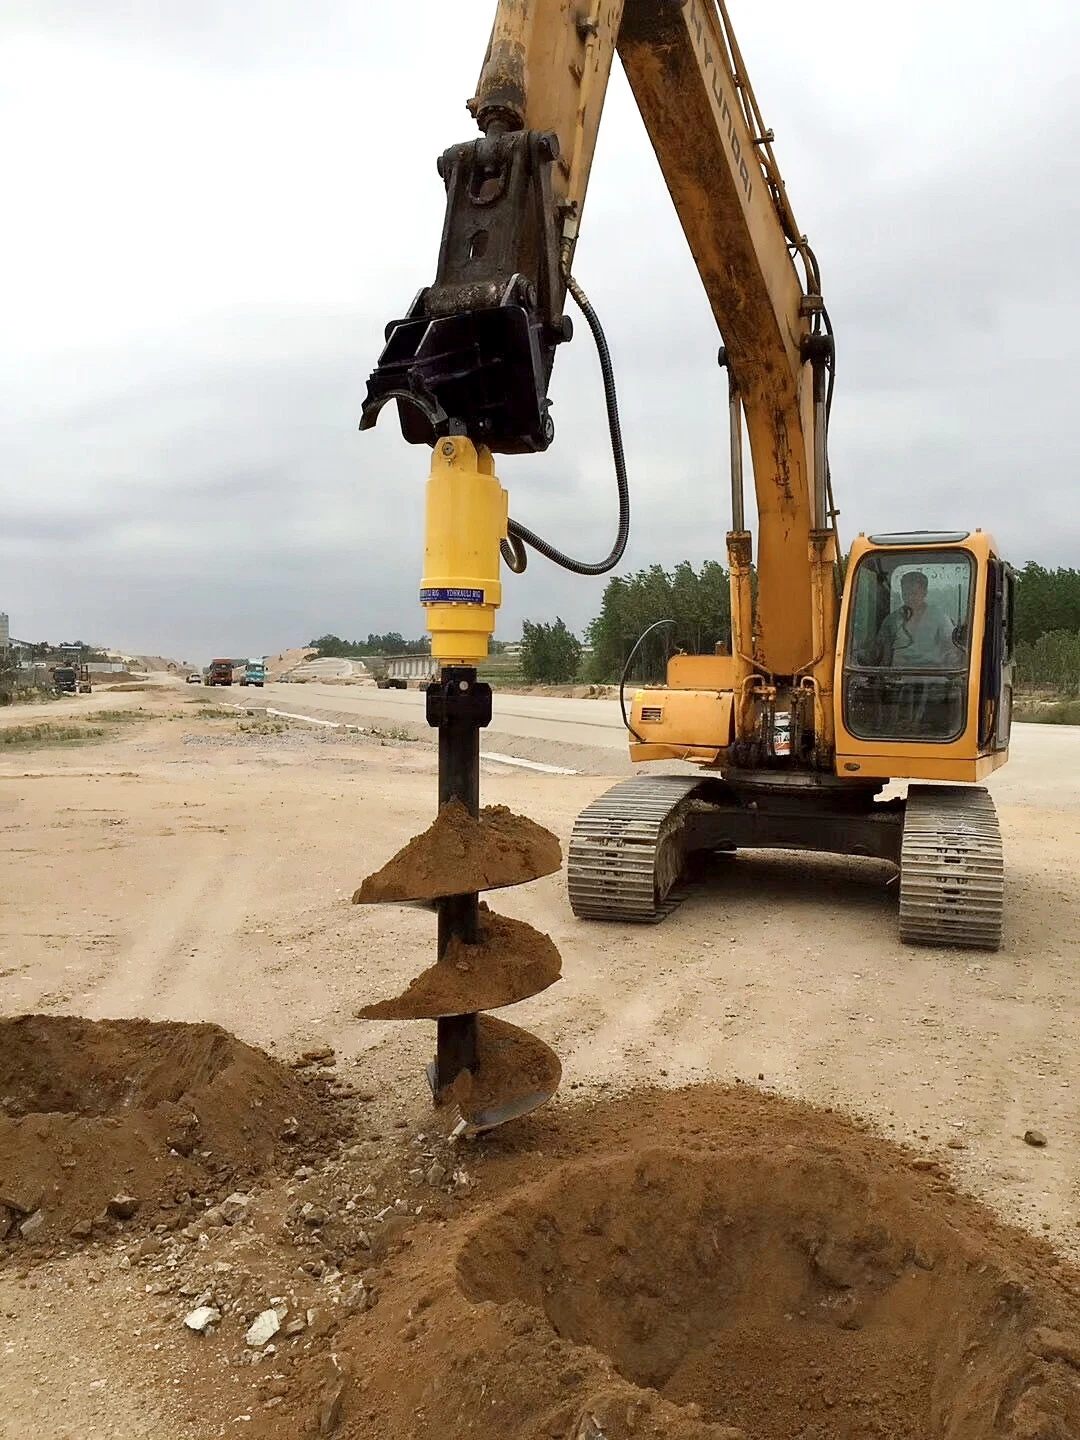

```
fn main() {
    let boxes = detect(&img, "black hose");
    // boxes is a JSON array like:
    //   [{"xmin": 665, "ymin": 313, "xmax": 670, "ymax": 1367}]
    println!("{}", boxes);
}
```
[
  {"xmin": 619, "ymin": 619, "xmax": 675, "ymax": 743},
  {"xmin": 499, "ymin": 273, "xmax": 630, "ymax": 576}
]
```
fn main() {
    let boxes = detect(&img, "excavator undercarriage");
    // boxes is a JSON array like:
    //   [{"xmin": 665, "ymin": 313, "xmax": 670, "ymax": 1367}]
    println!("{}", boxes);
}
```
[{"xmin": 569, "ymin": 773, "xmax": 1004, "ymax": 950}]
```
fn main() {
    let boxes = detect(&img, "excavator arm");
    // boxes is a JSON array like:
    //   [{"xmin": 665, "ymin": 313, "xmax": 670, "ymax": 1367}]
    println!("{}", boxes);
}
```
[{"xmin": 361, "ymin": 0, "xmax": 835, "ymax": 684}]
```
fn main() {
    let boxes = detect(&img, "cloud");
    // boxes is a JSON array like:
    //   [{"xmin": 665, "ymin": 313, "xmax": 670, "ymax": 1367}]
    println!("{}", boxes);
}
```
[{"xmin": 1, "ymin": 1, "xmax": 1078, "ymax": 659}]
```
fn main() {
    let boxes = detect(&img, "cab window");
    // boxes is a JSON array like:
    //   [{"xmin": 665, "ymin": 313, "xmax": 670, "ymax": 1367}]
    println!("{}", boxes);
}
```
[{"xmin": 843, "ymin": 550, "xmax": 974, "ymax": 743}]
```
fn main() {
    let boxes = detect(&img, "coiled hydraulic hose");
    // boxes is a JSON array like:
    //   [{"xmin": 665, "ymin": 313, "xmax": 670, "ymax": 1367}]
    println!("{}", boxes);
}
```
[{"xmin": 500, "ymin": 273, "xmax": 629, "ymax": 576}]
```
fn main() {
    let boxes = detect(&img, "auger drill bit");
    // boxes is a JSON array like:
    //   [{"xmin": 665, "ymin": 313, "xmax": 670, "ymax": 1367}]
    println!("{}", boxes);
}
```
[
  {"xmin": 427, "ymin": 664, "xmax": 485, "ymax": 1103},
  {"xmin": 353, "ymin": 436, "xmax": 563, "ymax": 1135}
]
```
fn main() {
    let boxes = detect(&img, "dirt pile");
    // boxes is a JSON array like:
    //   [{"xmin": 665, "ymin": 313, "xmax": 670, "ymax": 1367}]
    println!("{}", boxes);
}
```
[
  {"xmin": 357, "ymin": 905, "xmax": 562, "ymax": 1018},
  {"xmin": 249, "ymin": 1085, "xmax": 1080, "ymax": 1440},
  {"xmin": 353, "ymin": 800, "xmax": 562, "ymax": 904},
  {"xmin": 0, "ymin": 1016, "xmax": 343, "ymax": 1244}
]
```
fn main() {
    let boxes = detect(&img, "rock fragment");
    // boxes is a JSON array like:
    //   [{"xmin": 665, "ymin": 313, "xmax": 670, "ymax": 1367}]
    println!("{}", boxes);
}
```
[
  {"xmin": 18, "ymin": 1209, "xmax": 44, "ymax": 1238},
  {"xmin": 221, "ymin": 1192, "xmax": 251, "ymax": 1224},
  {"xmin": 246, "ymin": 1310, "xmax": 281, "ymax": 1347}
]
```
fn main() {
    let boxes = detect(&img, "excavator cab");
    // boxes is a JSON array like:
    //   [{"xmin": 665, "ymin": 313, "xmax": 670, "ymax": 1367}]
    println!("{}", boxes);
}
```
[{"xmin": 835, "ymin": 531, "xmax": 1014, "ymax": 782}]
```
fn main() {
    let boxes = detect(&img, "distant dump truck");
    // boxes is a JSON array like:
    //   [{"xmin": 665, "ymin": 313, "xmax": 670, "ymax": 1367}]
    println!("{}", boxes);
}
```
[
  {"xmin": 372, "ymin": 654, "xmax": 437, "ymax": 690},
  {"xmin": 52, "ymin": 664, "xmax": 92, "ymax": 695},
  {"xmin": 239, "ymin": 659, "xmax": 266, "ymax": 688},
  {"xmin": 204, "ymin": 659, "xmax": 233, "ymax": 686}
]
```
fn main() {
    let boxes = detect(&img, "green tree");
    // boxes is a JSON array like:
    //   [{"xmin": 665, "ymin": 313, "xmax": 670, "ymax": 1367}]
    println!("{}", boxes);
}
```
[
  {"xmin": 520, "ymin": 618, "xmax": 582, "ymax": 684},
  {"xmin": 1013, "ymin": 564, "xmax": 1080, "ymax": 646},
  {"xmin": 1015, "ymin": 630, "xmax": 1080, "ymax": 694},
  {"xmin": 585, "ymin": 562, "xmax": 733, "ymax": 683}
]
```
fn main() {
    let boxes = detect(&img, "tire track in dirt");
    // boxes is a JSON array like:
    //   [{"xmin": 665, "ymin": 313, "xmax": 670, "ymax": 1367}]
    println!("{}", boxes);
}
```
[{"xmin": 81, "ymin": 834, "xmax": 234, "ymax": 1020}]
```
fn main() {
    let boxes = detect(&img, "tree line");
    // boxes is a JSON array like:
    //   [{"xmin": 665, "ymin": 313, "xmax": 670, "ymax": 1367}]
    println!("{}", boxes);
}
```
[
  {"xmin": 521, "ymin": 560, "xmax": 1080, "ymax": 691},
  {"xmin": 308, "ymin": 632, "xmax": 431, "ymax": 659},
  {"xmin": 309, "ymin": 561, "xmax": 1080, "ymax": 693}
]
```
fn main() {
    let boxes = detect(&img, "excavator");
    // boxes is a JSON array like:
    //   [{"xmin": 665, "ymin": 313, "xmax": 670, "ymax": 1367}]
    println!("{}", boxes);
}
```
[{"xmin": 357, "ymin": 0, "xmax": 1013, "ymax": 1130}]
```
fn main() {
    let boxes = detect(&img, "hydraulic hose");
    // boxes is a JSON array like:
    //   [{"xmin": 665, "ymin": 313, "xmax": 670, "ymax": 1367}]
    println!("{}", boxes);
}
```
[
  {"xmin": 499, "ymin": 273, "xmax": 629, "ymax": 577},
  {"xmin": 619, "ymin": 618, "xmax": 675, "ymax": 743}
]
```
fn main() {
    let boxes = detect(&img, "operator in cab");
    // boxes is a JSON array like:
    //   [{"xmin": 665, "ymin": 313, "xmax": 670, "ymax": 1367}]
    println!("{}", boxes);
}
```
[{"xmin": 870, "ymin": 571, "xmax": 961, "ymax": 669}]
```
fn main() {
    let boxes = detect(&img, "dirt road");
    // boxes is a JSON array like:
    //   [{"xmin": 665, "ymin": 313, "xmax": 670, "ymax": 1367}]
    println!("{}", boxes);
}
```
[{"xmin": 0, "ymin": 689, "xmax": 1078, "ymax": 1435}]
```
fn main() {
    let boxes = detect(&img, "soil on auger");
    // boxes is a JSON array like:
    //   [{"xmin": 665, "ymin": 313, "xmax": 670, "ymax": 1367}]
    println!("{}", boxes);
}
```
[
  {"xmin": 352, "ymin": 799, "xmax": 562, "ymax": 904},
  {"xmin": 250, "ymin": 1085, "xmax": 1080, "ymax": 1440},
  {"xmin": 357, "ymin": 904, "xmax": 562, "ymax": 1019}
]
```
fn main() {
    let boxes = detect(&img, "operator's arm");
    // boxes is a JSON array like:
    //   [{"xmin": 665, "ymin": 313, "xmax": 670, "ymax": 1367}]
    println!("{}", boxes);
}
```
[{"xmin": 869, "ymin": 612, "xmax": 897, "ymax": 667}]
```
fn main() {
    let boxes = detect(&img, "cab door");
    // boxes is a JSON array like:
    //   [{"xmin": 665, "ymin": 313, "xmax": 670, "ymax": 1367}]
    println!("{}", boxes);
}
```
[{"xmin": 979, "ymin": 559, "xmax": 1014, "ymax": 754}]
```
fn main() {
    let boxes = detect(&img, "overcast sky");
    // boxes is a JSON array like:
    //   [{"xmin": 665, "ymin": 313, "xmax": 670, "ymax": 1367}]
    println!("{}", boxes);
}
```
[{"xmin": 2, "ymin": 1, "xmax": 1078, "ymax": 662}]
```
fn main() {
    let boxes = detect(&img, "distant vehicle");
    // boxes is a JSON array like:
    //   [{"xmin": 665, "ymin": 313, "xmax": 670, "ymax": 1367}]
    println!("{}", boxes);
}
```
[
  {"xmin": 52, "ymin": 664, "xmax": 92, "ymax": 695},
  {"xmin": 185, "ymin": 672, "xmax": 202, "ymax": 685},
  {"xmin": 239, "ymin": 659, "xmax": 266, "ymax": 688},
  {"xmin": 204, "ymin": 659, "xmax": 233, "ymax": 687}
]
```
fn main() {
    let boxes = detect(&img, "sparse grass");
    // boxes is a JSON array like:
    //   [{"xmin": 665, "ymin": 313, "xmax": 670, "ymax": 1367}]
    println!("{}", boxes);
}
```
[
  {"xmin": 237, "ymin": 718, "xmax": 291, "ymax": 735},
  {"xmin": 0, "ymin": 708, "xmax": 153, "ymax": 750},
  {"xmin": 0, "ymin": 721, "xmax": 112, "ymax": 749},
  {"xmin": 1013, "ymin": 698, "xmax": 1080, "ymax": 725},
  {"xmin": 363, "ymin": 724, "xmax": 417, "ymax": 743},
  {"xmin": 190, "ymin": 704, "xmax": 239, "ymax": 720},
  {"xmin": 94, "ymin": 708, "xmax": 150, "ymax": 723}
]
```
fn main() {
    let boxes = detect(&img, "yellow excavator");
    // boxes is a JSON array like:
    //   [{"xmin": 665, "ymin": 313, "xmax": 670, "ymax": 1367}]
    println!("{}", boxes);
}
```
[{"xmin": 359, "ymin": 0, "xmax": 1012, "ymax": 1127}]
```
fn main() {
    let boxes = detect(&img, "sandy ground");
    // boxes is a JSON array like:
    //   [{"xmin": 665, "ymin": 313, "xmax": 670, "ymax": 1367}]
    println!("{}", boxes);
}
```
[{"xmin": 0, "ymin": 685, "xmax": 1078, "ymax": 1435}]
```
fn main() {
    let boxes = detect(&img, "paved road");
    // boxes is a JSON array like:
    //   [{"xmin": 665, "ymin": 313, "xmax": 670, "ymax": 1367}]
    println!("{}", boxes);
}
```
[
  {"xmin": 259, "ymin": 681, "xmax": 631, "ymax": 752},
  {"xmin": 256, "ymin": 681, "xmax": 1079, "ymax": 802}
]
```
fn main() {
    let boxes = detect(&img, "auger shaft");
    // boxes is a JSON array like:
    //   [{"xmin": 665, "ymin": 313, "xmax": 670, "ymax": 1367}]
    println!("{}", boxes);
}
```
[{"xmin": 427, "ymin": 665, "xmax": 492, "ymax": 1091}]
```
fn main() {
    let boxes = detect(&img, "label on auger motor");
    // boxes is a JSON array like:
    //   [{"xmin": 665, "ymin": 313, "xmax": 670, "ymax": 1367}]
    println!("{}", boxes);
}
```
[{"xmin": 420, "ymin": 587, "xmax": 485, "ymax": 605}]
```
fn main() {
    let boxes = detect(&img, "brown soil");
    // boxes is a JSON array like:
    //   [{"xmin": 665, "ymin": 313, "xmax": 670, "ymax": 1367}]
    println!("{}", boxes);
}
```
[
  {"xmin": 0, "ymin": 1016, "xmax": 342, "ymax": 1244},
  {"xmin": 443, "ymin": 1013, "xmax": 563, "ymax": 1130},
  {"xmin": 357, "ymin": 905, "xmax": 562, "ymax": 1019},
  {"xmin": 353, "ymin": 799, "xmax": 562, "ymax": 904},
  {"xmin": 250, "ymin": 1085, "xmax": 1080, "ymax": 1440}
]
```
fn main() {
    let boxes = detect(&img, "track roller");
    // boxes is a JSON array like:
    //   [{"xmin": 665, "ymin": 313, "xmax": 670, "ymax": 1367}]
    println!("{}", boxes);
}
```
[
  {"xmin": 899, "ymin": 784, "xmax": 1004, "ymax": 950},
  {"xmin": 567, "ymin": 775, "xmax": 706, "ymax": 922}
]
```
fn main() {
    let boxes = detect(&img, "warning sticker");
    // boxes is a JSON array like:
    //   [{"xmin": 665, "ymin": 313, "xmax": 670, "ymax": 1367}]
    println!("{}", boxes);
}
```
[{"xmin": 420, "ymin": 587, "xmax": 485, "ymax": 605}]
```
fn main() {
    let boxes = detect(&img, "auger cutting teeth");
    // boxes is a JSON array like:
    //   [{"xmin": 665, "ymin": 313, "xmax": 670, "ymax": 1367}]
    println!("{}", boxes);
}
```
[{"xmin": 426, "ymin": 1015, "xmax": 562, "ymax": 1135}]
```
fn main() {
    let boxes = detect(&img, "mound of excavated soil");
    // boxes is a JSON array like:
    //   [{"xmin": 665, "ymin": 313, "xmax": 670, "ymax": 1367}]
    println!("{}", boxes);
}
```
[
  {"xmin": 0, "ymin": 1016, "xmax": 343, "ymax": 1245},
  {"xmin": 357, "ymin": 906, "xmax": 562, "ymax": 1019},
  {"xmin": 251, "ymin": 1085, "xmax": 1080, "ymax": 1440},
  {"xmin": 353, "ymin": 800, "xmax": 562, "ymax": 904}
]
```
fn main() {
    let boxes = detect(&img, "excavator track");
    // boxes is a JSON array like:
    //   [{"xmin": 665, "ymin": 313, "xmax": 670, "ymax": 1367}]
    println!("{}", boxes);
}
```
[
  {"xmin": 899, "ymin": 784, "xmax": 1004, "ymax": 950},
  {"xmin": 568, "ymin": 775, "xmax": 706, "ymax": 922}
]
